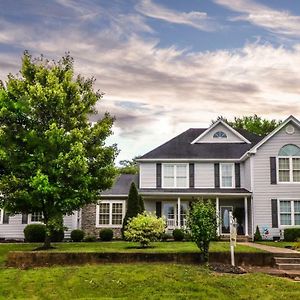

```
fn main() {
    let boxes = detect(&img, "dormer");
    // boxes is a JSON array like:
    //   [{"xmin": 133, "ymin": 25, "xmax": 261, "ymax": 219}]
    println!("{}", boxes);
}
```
[{"xmin": 191, "ymin": 120, "xmax": 251, "ymax": 144}]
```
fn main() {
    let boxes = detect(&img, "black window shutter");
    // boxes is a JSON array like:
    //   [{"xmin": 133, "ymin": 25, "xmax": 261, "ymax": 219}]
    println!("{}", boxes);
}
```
[
  {"xmin": 235, "ymin": 163, "xmax": 241, "ymax": 188},
  {"xmin": 2, "ymin": 211, "xmax": 9, "ymax": 224},
  {"xmin": 214, "ymin": 163, "xmax": 220, "ymax": 188},
  {"xmin": 271, "ymin": 199, "xmax": 278, "ymax": 228},
  {"xmin": 270, "ymin": 157, "xmax": 277, "ymax": 184},
  {"xmin": 189, "ymin": 163, "xmax": 195, "ymax": 188},
  {"xmin": 156, "ymin": 163, "xmax": 162, "ymax": 188},
  {"xmin": 21, "ymin": 213, "xmax": 28, "ymax": 224},
  {"xmin": 156, "ymin": 201, "xmax": 162, "ymax": 217}
]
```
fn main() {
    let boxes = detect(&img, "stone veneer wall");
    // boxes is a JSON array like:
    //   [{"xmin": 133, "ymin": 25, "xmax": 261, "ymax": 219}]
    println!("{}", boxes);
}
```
[{"xmin": 81, "ymin": 204, "xmax": 122, "ymax": 239}]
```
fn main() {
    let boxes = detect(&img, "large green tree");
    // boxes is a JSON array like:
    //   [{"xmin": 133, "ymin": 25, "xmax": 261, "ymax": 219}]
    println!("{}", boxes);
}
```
[
  {"xmin": 118, "ymin": 156, "xmax": 140, "ymax": 174},
  {"xmin": 0, "ymin": 52, "xmax": 118, "ymax": 248},
  {"xmin": 213, "ymin": 115, "xmax": 281, "ymax": 136}
]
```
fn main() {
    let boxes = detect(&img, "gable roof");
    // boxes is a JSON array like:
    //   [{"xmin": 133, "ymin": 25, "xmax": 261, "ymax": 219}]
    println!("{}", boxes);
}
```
[
  {"xmin": 139, "ymin": 127, "xmax": 263, "ymax": 160},
  {"xmin": 191, "ymin": 119, "xmax": 251, "ymax": 144},
  {"xmin": 101, "ymin": 174, "xmax": 138, "ymax": 197}
]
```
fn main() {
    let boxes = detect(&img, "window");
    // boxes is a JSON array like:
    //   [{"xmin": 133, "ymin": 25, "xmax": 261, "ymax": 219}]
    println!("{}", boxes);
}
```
[
  {"xmin": 31, "ymin": 212, "xmax": 43, "ymax": 223},
  {"xmin": 220, "ymin": 163, "xmax": 234, "ymax": 188},
  {"xmin": 97, "ymin": 201, "xmax": 125, "ymax": 227},
  {"xmin": 162, "ymin": 164, "xmax": 188, "ymax": 188},
  {"xmin": 278, "ymin": 144, "xmax": 300, "ymax": 183},
  {"xmin": 0, "ymin": 209, "xmax": 9, "ymax": 224},
  {"xmin": 279, "ymin": 200, "xmax": 300, "ymax": 226},
  {"xmin": 213, "ymin": 131, "xmax": 227, "ymax": 138}
]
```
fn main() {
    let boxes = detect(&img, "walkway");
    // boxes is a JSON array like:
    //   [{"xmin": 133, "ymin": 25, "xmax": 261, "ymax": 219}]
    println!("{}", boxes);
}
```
[{"xmin": 241, "ymin": 242, "xmax": 299, "ymax": 254}]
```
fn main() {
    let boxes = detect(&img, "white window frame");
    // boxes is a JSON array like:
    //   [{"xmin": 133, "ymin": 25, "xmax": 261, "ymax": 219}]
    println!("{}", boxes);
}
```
[
  {"xmin": 0, "ymin": 209, "xmax": 3, "ymax": 225},
  {"xmin": 96, "ymin": 200, "xmax": 126, "ymax": 228},
  {"xmin": 28, "ymin": 212, "xmax": 44, "ymax": 224},
  {"xmin": 277, "ymin": 156, "xmax": 300, "ymax": 184},
  {"xmin": 220, "ymin": 163, "xmax": 235, "ymax": 188},
  {"xmin": 162, "ymin": 163, "xmax": 189, "ymax": 188},
  {"xmin": 278, "ymin": 199, "xmax": 300, "ymax": 227}
]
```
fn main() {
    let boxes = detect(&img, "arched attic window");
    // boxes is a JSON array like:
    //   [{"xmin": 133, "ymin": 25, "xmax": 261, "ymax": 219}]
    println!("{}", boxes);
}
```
[
  {"xmin": 278, "ymin": 144, "xmax": 300, "ymax": 183},
  {"xmin": 213, "ymin": 131, "xmax": 227, "ymax": 138}
]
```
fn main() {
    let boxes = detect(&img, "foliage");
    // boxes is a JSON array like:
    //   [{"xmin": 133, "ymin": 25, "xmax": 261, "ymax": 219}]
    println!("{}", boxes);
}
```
[
  {"xmin": 118, "ymin": 156, "xmax": 140, "ymax": 174},
  {"xmin": 254, "ymin": 226, "xmax": 262, "ymax": 241},
  {"xmin": 70, "ymin": 229, "xmax": 85, "ymax": 242},
  {"xmin": 83, "ymin": 235, "xmax": 97, "ymax": 242},
  {"xmin": 24, "ymin": 224, "xmax": 46, "ymax": 242},
  {"xmin": 99, "ymin": 228, "xmax": 113, "ymax": 241},
  {"xmin": 138, "ymin": 195, "xmax": 145, "ymax": 213},
  {"xmin": 284, "ymin": 228, "xmax": 300, "ymax": 242},
  {"xmin": 213, "ymin": 115, "xmax": 281, "ymax": 136},
  {"xmin": 172, "ymin": 229, "xmax": 184, "ymax": 241},
  {"xmin": 0, "ymin": 51, "xmax": 118, "ymax": 248},
  {"xmin": 50, "ymin": 229, "xmax": 64, "ymax": 242},
  {"xmin": 124, "ymin": 212, "xmax": 165, "ymax": 247},
  {"xmin": 122, "ymin": 182, "xmax": 142, "ymax": 236},
  {"xmin": 161, "ymin": 233, "xmax": 172, "ymax": 241},
  {"xmin": 187, "ymin": 200, "xmax": 218, "ymax": 262}
]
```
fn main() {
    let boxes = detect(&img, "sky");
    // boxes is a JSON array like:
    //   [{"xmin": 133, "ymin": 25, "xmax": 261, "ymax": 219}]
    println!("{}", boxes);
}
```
[{"xmin": 1, "ymin": 0, "xmax": 300, "ymax": 163}]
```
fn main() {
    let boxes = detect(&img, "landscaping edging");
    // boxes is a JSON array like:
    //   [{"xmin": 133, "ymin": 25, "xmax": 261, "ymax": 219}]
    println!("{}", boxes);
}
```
[{"xmin": 6, "ymin": 251, "xmax": 275, "ymax": 268}]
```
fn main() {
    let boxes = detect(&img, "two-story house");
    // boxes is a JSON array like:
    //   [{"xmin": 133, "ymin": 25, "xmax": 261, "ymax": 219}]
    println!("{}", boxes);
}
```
[{"xmin": 1, "ymin": 115, "xmax": 300, "ymax": 241}]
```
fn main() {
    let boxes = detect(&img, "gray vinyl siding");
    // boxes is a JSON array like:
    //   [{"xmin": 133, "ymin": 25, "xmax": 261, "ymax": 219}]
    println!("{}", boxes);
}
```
[
  {"xmin": 194, "ymin": 163, "xmax": 215, "ymax": 188},
  {"xmin": 139, "ymin": 163, "xmax": 156, "ymax": 188},
  {"xmin": 144, "ymin": 200, "xmax": 156, "ymax": 214},
  {"xmin": 200, "ymin": 123, "xmax": 245, "ymax": 143},
  {"xmin": 243, "ymin": 158, "xmax": 252, "ymax": 191},
  {"xmin": 252, "ymin": 122, "xmax": 300, "ymax": 238},
  {"xmin": 0, "ymin": 214, "xmax": 78, "ymax": 240}
]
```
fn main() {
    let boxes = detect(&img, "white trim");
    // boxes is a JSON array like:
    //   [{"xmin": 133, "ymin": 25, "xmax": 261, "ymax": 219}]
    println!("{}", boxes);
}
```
[
  {"xmin": 161, "ymin": 163, "xmax": 189, "ymax": 189},
  {"xmin": 278, "ymin": 198, "xmax": 300, "ymax": 227},
  {"xmin": 277, "ymin": 156, "xmax": 300, "ymax": 184},
  {"xmin": 140, "ymin": 192, "xmax": 251, "ymax": 196},
  {"xmin": 0, "ymin": 209, "xmax": 3, "ymax": 224},
  {"xmin": 177, "ymin": 197, "xmax": 181, "ymax": 229},
  {"xmin": 220, "ymin": 205, "xmax": 233, "ymax": 235},
  {"xmin": 28, "ymin": 212, "xmax": 43, "ymax": 224},
  {"xmin": 137, "ymin": 158, "xmax": 241, "ymax": 162},
  {"xmin": 220, "ymin": 163, "xmax": 235, "ymax": 188},
  {"xmin": 191, "ymin": 120, "xmax": 251, "ymax": 144},
  {"xmin": 96, "ymin": 200, "xmax": 126, "ymax": 228},
  {"xmin": 216, "ymin": 197, "xmax": 220, "ymax": 236},
  {"xmin": 101, "ymin": 194, "xmax": 128, "ymax": 197},
  {"xmin": 244, "ymin": 196, "xmax": 248, "ymax": 236}
]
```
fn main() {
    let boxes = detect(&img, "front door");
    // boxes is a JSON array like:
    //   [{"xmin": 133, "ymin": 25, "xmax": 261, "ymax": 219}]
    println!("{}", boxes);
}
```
[{"xmin": 220, "ymin": 206, "xmax": 233, "ymax": 234}]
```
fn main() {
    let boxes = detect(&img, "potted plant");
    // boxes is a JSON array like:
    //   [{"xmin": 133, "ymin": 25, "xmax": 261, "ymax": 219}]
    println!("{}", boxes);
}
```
[{"xmin": 233, "ymin": 207, "xmax": 244, "ymax": 235}]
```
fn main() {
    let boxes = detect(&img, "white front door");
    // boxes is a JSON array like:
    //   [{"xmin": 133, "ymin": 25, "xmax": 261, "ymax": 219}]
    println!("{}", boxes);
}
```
[{"xmin": 220, "ymin": 206, "xmax": 233, "ymax": 234}]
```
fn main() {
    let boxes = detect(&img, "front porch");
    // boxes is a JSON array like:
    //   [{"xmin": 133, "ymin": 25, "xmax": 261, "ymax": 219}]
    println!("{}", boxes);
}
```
[{"xmin": 144, "ymin": 195, "xmax": 252, "ymax": 238}]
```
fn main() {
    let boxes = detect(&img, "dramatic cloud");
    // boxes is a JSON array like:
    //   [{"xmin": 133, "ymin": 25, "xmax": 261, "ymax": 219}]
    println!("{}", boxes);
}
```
[
  {"xmin": 215, "ymin": 0, "xmax": 300, "ymax": 37},
  {"xmin": 136, "ymin": 0, "xmax": 217, "ymax": 31},
  {"xmin": 1, "ymin": 0, "xmax": 300, "ymax": 161}
]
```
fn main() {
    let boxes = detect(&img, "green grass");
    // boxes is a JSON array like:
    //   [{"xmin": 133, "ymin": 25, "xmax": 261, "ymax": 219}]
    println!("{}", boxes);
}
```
[
  {"xmin": 257, "ymin": 241, "xmax": 299, "ymax": 249},
  {"xmin": 0, "ymin": 263, "xmax": 299, "ymax": 299}
]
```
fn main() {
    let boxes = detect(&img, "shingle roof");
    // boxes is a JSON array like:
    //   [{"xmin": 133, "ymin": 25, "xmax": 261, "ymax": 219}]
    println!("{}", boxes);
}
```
[
  {"xmin": 140, "ymin": 128, "xmax": 264, "ymax": 159},
  {"xmin": 101, "ymin": 174, "xmax": 138, "ymax": 196}
]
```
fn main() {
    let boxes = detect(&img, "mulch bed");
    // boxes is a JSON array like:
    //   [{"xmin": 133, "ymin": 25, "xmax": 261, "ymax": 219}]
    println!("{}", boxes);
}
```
[{"xmin": 209, "ymin": 263, "xmax": 247, "ymax": 274}]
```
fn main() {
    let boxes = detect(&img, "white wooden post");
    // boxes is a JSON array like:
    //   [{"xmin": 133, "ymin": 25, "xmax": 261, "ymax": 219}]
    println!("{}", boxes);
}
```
[
  {"xmin": 177, "ymin": 197, "xmax": 181, "ymax": 228},
  {"xmin": 216, "ymin": 197, "xmax": 220, "ymax": 236},
  {"xmin": 244, "ymin": 196, "xmax": 248, "ymax": 236}
]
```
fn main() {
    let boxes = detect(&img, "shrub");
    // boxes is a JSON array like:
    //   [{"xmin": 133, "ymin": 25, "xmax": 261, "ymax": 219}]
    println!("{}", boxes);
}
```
[
  {"xmin": 71, "ymin": 229, "xmax": 85, "ymax": 242},
  {"xmin": 173, "ymin": 229, "xmax": 184, "ymax": 241},
  {"xmin": 254, "ymin": 225, "xmax": 262, "ymax": 241},
  {"xmin": 83, "ymin": 235, "xmax": 97, "ymax": 242},
  {"xmin": 184, "ymin": 232, "xmax": 192, "ymax": 241},
  {"xmin": 124, "ymin": 212, "xmax": 165, "ymax": 247},
  {"xmin": 24, "ymin": 224, "xmax": 46, "ymax": 242},
  {"xmin": 161, "ymin": 233, "xmax": 171, "ymax": 241},
  {"xmin": 99, "ymin": 228, "xmax": 113, "ymax": 241},
  {"xmin": 284, "ymin": 228, "xmax": 300, "ymax": 242},
  {"xmin": 187, "ymin": 200, "xmax": 218, "ymax": 262},
  {"xmin": 50, "ymin": 229, "xmax": 64, "ymax": 242}
]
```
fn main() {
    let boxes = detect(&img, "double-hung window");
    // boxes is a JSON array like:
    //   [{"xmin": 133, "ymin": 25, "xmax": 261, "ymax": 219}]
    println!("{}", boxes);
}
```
[
  {"xmin": 162, "ymin": 164, "xmax": 188, "ymax": 188},
  {"xmin": 278, "ymin": 144, "xmax": 300, "ymax": 183},
  {"xmin": 31, "ymin": 212, "xmax": 43, "ymax": 223},
  {"xmin": 220, "ymin": 163, "xmax": 234, "ymax": 188},
  {"xmin": 97, "ymin": 201, "xmax": 125, "ymax": 227},
  {"xmin": 279, "ymin": 200, "xmax": 300, "ymax": 226}
]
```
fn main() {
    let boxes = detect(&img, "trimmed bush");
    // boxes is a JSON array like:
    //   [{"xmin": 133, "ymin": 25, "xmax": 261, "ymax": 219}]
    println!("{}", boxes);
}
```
[
  {"xmin": 184, "ymin": 232, "xmax": 192, "ymax": 241},
  {"xmin": 161, "ymin": 233, "xmax": 172, "ymax": 241},
  {"xmin": 284, "ymin": 228, "xmax": 300, "ymax": 242},
  {"xmin": 99, "ymin": 228, "xmax": 113, "ymax": 241},
  {"xmin": 50, "ymin": 229, "xmax": 64, "ymax": 242},
  {"xmin": 71, "ymin": 229, "xmax": 85, "ymax": 242},
  {"xmin": 24, "ymin": 224, "xmax": 46, "ymax": 242},
  {"xmin": 173, "ymin": 229, "xmax": 184, "ymax": 241},
  {"xmin": 254, "ymin": 226, "xmax": 262, "ymax": 241},
  {"xmin": 83, "ymin": 235, "xmax": 97, "ymax": 242}
]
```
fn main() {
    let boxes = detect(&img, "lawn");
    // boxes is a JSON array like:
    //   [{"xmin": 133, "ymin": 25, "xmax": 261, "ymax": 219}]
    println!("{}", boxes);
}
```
[
  {"xmin": 0, "ymin": 241, "xmax": 262, "ymax": 267},
  {"xmin": 257, "ymin": 241, "xmax": 299, "ymax": 250},
  {"xmin": 0, "ymin": 263, "xmax": 299, "ymax": 299}
]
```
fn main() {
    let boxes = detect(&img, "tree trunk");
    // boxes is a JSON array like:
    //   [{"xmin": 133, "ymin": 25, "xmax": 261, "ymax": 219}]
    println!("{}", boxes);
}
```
[{"xmin": 43, "ymin": 232, "xmax": 52, "ymax": 249}]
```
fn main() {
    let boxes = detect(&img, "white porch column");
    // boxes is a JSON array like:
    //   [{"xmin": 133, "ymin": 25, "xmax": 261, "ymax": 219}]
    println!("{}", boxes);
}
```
[
  {"xmin": 216, "ymin": 197, "xmax": 220, "ymax": 236},
  {"xmin": 244, "ymin": 196, "xmax": 249, "ymax": 236},
  {"xmin": 177, "ymin": 197, "xmax": 181, "ymax": 228}
]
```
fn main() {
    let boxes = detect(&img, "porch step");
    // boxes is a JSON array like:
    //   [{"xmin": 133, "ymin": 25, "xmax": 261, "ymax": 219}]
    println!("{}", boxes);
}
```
[
  {"xmin": 219, "ymin": 235, "xmax": 250, "ymax": 242},
  {"xmin": 276, "ymin": 263, "xmax": 300, "ymax": 270},
  {"xmin": 274, "ymin": 257, "xmax": 300, "ymax": 264},
  {"xmin": 275, "ymin": 256, "xmax": 300, "ymax": 270}
]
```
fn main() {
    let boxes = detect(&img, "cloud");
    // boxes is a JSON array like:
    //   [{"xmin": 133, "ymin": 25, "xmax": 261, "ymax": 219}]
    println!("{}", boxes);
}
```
[
  {"xmin": 135, "ymin": 0, "xmax": 217, "ymax": 31},
  {"xmin": 1, "ymin": 0, "xmax": 300, "ymax": 161},
  {"xmin": 214, "ymin": 0, "xmax": 300, "ymax": 37}
]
